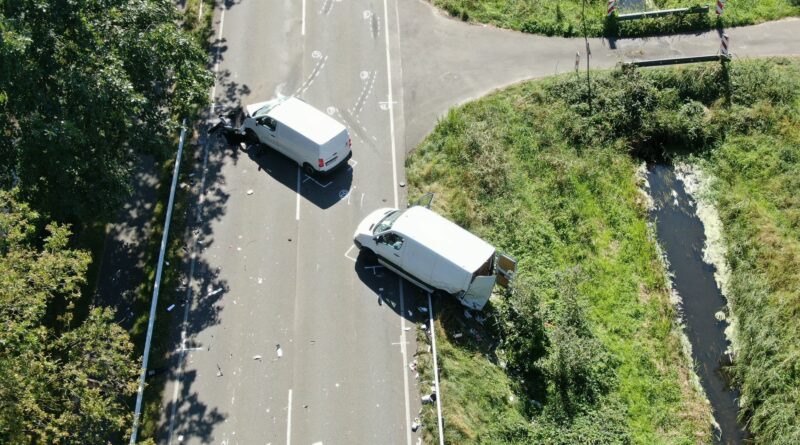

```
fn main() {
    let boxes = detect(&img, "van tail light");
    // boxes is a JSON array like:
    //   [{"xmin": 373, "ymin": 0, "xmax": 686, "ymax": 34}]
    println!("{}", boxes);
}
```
[
  {"xmin": 348, "ymin": 137, "xmax": 352, "ymax": 148},
  {"xmin": 318, "ymin": 158, "xmax": 325, "ymax": 168}
]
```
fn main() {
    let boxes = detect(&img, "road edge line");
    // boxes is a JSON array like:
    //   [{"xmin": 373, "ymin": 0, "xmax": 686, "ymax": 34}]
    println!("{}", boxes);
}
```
[{"xmin": 427, "ymin": 292, "xmax": 445, "ymax": 445}]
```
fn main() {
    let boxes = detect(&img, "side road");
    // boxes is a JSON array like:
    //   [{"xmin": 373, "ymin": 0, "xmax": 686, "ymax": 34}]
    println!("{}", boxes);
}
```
[{"xmin": 398, "ymin": 0, "xmax": 800, "ymax": 150}]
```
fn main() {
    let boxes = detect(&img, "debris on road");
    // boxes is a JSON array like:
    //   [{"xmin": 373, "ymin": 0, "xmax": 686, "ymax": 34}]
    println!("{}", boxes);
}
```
[
  {"xmin": 411, "ymin": 417, "xmax": 422, "ymax": 432},
  {"xmin": 207, "ymin": 287, "xmax": 223, "ymax": 297},
  {"xmin": 464, "ymin": 310, "xmax": 473, "ymax": 319},
  {"xmin": 246, "ymin": 189, "xmax": 254, "ymax": 195},
  {"xmin": 253, "ymin": 355, "xmax": 262, "ymax": 361},
  {"xmin": 408, "ymin": 360, "xmax": 417, "ymax": 372},
  {"xmin": 418, "ymin": 306, "xmax": 428, "ymax": 313},
  {"xmin": 216, "ymin": 364, "xmax": 223, "ymax": 377},
  {"xmin": 453, "ymin": 332, "xmax": 463, "ymax": 339},
  {"xmin": 276, "ymin": 344, "xmax": 283, "ymax": 358},
  {"xmin": 166, "ymin": 304, "xmax": 176, "ymax": 312}
]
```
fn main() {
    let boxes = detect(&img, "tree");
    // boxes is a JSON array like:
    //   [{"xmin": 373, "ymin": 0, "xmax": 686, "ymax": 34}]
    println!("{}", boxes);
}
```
[
  {"xmin": 0, "ymin": 190, "xmax": 137, "ymax": 444},
  {"xmin": 0, "ymin": 0, "xmax": 212, "ymax": 223}
]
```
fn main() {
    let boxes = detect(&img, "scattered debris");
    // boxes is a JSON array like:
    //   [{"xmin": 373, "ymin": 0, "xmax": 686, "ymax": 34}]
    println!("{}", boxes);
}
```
[
  {"xmin": 463, "ymin": 310, "xmax": 473, "ymax": 319},
  {"xmin": 246, "ymin": 189, "xmax": 254, "ymax": 195},
  {"xmin": 408, "ymin": 360, "xmax": 417, "ymax": 372},
  {"xmin": 407, "ymin": 310, "xmax": 413, "ymax": 317},
  {"xmin": 165, "ymin": 260, "xmax": 170, "ymax": 267},
  {"xmin": 453, "ymin": 332, "xmax": 463, "ymax": 339},
  {"xmin": 475, "ymin": 314, "xmax": 487, "ymax": 325},
  {"xmin": 276, "ymin": 344, "xmax": 283, "ymax": 358},
  {"xmin": 166, "ymin": 304, "xmax": 176, "ymax": 312},
  {"xmin": 421, "ymin": 392, "xmax": 437, "ymax": 404},
  {"xmin": 404, "ymin": 327, "xmax": 411, "ymax": 331},
  {"xmin": 411, "ymin": 417, "xmax": 422, "ymax": 432},
  {"xmin": 418, "ymin": 306, "xmax": 428, "ymax": 313},
  {"xmin": 258, "ymin": 277, "xmax": 263, "ymax": 284},
  {"xmin": 207, "ymin": 287, "xmax": 223, "ymax": 297},
  {"xmin": 253, "ymin": 355, "xmax": 262, "ymax": 361},
  {"xmin": 216, "ymin": 364, "xmax": 223, "ymax": 377}
]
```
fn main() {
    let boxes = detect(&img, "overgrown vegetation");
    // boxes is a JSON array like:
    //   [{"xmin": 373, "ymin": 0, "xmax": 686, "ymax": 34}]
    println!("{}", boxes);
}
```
[
  {"xmin": 0, "ymin": 1, "xmax": 212, "ymax": 443},
  {"xmin": 0, "ymin": 191, "xmax": 138, "ymax": 443},
  {"xmin": 430, "ymin": 0, "xmax": 800, "ymax": 37},
  {"xmin": 408, "ymin": 58, "xmax": 800, "ymax": 443}
]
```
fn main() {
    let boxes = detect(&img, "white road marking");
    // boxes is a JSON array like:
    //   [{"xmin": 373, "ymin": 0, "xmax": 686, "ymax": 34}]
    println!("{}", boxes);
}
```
[
  {"xmin": 301, "ymin": 0, "xmax": 306, "ymax": 35},
  {"xmin": 296, "ymin": 167, "xmax": 301, "ymax": 221},
  {"xmin": 302, "ymin": 174, "xmax": 332, "ymax": 188},
  {"xmin": 210, "ymin": 7, "xmax": 225, "ymax": 114},
  {"xmin": 399, "ymin": 280, "xmax": 412, "ymax": 445},
  {"xmin": 428, "ymin": 292, "xmax": 445, "ymax": 445},
  {"xmin": 344, "ymin": 245, "xmax": 358, "ymax": 262},
  {"xmin": 167, "ymin": 5, "xmax": 222, "ymax": 444},
  {"xmin": 286, "ymin": 389, "xmax": 293, "ymax": 445},
  {"xmin": 383, "ymin": 0, "xmax": 399, "ymax": 209}
]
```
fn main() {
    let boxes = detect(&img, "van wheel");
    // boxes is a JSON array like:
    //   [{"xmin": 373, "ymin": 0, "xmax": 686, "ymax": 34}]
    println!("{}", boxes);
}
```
[
  {"xmin": 302, "ymin": 163, "xmax": 316, "ymax": 177},
  {"xmin": 244, "ymin": 129, "xmax": 258, "ymax": 145},
  {"xmin": 360, "ymin": 247, "xmax": 377, "ymax": 263}
]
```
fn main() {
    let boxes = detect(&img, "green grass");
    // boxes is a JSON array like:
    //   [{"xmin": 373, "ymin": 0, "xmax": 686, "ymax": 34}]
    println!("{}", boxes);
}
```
[
  {"xmin": 430, "ymin": 0, "xmax": 800, "ymax": 37},
  {"xmin": 407, "ymin": 58, "xmax": 800, "ymax": 443}
]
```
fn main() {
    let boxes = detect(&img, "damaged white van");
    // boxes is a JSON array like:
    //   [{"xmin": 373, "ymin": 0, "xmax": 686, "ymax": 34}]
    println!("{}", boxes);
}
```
[
  {"xmin": 353, "ymin": 202, "xmax": 516, "ymax": 310},
  {"xmin": 241, "ymin": 96, "xmax": 351, "ymax": 175}
]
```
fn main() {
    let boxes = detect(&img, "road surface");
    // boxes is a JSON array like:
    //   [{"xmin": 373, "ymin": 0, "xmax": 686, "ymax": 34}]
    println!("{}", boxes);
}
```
[{"xmin": 158, "ymin": 1, "xmax": 800, "ymax": 444}]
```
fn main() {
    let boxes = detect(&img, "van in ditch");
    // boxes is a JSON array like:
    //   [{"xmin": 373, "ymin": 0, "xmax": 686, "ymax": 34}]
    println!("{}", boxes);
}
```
[
  {"xmin": 353, "ymin": 202, "xmax": 516, "ymax": 310},
  {"xmin": 241, "ymin": 96, "xmax": 351, "ymax": 175}
]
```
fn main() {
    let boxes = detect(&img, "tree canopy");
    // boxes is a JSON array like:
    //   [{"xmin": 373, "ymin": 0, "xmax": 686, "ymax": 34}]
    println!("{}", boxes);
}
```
[
  {"xmin": 0, "ymin": 190, "xmax": 138, "ymax": 443},
  {"xmin": 0, "ymin": 0, "xmax": 212, "ymax": 223}
]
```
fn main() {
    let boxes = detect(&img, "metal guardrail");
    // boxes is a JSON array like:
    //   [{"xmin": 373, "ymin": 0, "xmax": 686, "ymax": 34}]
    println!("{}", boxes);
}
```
[
  {"xmin": 618, "ymin": 5, "xmax": 709, "ymax": 20},
  {"xmin": 624, "ymin": 54, "xmax": 729, "ymax": 67}
]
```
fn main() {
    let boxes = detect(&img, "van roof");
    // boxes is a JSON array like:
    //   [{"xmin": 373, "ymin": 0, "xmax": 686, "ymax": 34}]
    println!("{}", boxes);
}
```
[
  {"xmin": 393, "ymin": 206, "xmax": 495, "ymax": 273},
  {"xmin": 267, "ymin": 97, "xmax": 347, "ymax": 145}
]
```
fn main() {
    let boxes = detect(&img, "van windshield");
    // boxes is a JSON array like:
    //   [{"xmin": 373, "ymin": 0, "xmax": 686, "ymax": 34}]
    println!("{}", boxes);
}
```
[{"xmin": 373, "ymin": 209, "xmax": 404, "ymax": 234}]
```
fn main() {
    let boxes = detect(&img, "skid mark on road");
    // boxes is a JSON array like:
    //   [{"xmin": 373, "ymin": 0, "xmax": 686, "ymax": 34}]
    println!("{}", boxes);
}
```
[
  {"xmin": 295, "ymin": 51, "xmax": 328, "ymax": 97},
  {"xmin": 349, "ymin": 70, "xmax": 377, "ymax": 117}
]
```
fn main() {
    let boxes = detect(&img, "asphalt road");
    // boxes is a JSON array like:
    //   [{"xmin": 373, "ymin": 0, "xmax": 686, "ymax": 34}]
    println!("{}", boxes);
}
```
[
  {"xmin": 160, "ymin": 1, "xmax": 420, "ymax": 444},
  {"xmin": 158, "ymin": 1, "xmax": 800, "ymax": 444}
]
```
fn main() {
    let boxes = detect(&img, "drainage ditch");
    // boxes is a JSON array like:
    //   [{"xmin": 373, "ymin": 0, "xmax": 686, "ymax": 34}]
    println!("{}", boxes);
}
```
[{"xmin": 645, "ymin": 163, "xmax": 748, "ymax": 445}]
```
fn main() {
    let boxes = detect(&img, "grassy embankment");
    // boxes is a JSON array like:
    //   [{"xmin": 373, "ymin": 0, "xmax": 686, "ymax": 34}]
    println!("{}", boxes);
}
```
[
  {"xmin": 431, "ymin": 0, "xmax": 800, "ymax": 37},
  {"xmin": 407, "ymin": 58, "xmax": 800, "ymax": 443}
]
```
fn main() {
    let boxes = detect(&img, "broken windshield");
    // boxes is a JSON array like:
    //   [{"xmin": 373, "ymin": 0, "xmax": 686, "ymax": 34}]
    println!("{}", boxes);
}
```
[{"xmin": 373, "ymin": 209, "xmax": 404, "ymax": 235}]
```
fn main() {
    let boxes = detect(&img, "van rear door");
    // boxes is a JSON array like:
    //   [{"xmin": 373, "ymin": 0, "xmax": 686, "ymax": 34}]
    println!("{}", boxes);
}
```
[
  {"xmin": 319, "ymin": 129, "xmax": 350, "ymax": 171},
  {"xmin": 459, "ymin": 275, "xmax": 496, "ymax": 310},
  {"xmin": 495, "ymin": 253, "xmax": 517, "ymax": 288}
]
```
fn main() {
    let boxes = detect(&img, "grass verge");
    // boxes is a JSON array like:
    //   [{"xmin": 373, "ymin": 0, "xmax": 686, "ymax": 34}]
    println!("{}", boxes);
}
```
[
  {"xmin": 407, "ymin": 57, "xmax": 800, "ymax": 443},
  {"xmin": 430, "ymin": 0, "xmax": 800, "ymax": 38}
]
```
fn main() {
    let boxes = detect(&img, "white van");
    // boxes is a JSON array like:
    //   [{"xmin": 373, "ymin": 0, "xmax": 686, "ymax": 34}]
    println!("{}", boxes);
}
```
[
  {"xmin": 353, "ymin": 204, "xmax": 516, "ymax": 310},
  {"xmin": 241, "ymin": 96, "xmax": 352, "ymax": 175}
]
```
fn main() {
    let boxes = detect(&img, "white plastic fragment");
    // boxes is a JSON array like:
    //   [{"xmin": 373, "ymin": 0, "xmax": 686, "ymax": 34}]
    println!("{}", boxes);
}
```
[
  {"xmin": 166, "ymin": 304, "xmax": 176, "ymax": 312},
  {"xmin": 253, "ymin": 355, "xmax": 262, "ymax": 360},
  {"xmin": 276, "ymin": 344, "xmax": 283, "ymax": 358},
  {"xmin": 418, "ymin": 306, "xmax": 428, "ymax": 313},
  {"xmin": 247, "ymin": 189, "xmax": 254, "ymax": 195},
  {"xmin": 411, "ymin": 417, "xmax": 422, "ymax": 432},
  {"xmin": 207, "ymin": 288, "xmax": 223, "ymax": 297}
]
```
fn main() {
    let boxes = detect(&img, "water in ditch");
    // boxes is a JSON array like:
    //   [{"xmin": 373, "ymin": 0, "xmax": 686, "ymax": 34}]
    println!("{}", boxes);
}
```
[{"xmin": 646, "ymin": 163, "xmax": 748, "ymax": 445}]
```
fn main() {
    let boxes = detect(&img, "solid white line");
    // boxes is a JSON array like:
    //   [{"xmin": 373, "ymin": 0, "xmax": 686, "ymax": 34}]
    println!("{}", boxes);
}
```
[
  {"xmin": 384, "ymin": 1, "xmax": 410, "ymax": 442},
  {"xmin": 287, "ymin": 389, "xmax": 293, "ymax": 445},
  {"xmin": 302, "ymin": 0, "xmax": 306, "ymax": 36},
  {"xmin": 428, "ymin": 292, "xmax": 445, "ymax": 445},
  {"xmin": 210, "ymin": 7, "xmax": 225, "ymax": 114},
  {"xmin": 383, "ymin": 0, "xmax": 399, "ymax": 209},
  {"xmin": 399, "ymin": 280, "xmax": 412, "ymax": 445},
  {"xmin": 166, "ymin": 4, "xmax": 222, "ymax": 442},
  {"xmin": 296, "ymin": 167, "xmax": 301, "ymax": 220}
]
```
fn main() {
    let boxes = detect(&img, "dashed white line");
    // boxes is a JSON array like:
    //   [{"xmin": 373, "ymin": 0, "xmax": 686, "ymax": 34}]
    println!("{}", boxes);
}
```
[{"xmin": 301, "ymin": 0, "xmax": 306, "ymax": 36}]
